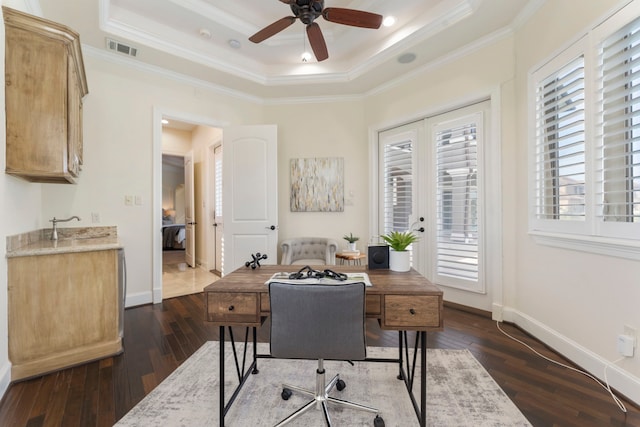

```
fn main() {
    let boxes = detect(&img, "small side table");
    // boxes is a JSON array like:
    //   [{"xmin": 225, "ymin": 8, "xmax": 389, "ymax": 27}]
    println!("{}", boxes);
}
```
[{"xmin": 336, "ymin": 252, "xmax": 367, "ymax": 266}]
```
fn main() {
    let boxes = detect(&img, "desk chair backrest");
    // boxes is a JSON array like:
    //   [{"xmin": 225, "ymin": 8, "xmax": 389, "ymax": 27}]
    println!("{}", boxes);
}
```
[{"xmin": 269, "ymin": 282, "xmax": 366, "ymax": 361}]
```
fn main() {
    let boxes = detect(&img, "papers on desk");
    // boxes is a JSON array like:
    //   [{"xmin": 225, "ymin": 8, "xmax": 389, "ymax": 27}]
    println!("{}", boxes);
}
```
[{"xmin": 265, "ymin": 272, "xmax": 372, "ymax": 287}]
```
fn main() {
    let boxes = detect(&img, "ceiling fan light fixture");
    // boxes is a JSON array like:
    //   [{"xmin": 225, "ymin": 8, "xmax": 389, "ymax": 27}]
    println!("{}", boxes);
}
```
[
  {"xmin": 301, "ymin": 51, "xmax": 312, "ymax": 62},
  {"xmin": 383, "ymin": 16, "xmax": 396, "ymax": 27}
]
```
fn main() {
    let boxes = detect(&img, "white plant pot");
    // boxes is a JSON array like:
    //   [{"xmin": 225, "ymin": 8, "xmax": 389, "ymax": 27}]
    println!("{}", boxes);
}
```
[
  {"xmin": 389, "ymin": 250, "xmax": 410, "ymax": 272},
  {"xmin": 348, "ymin": 242, "xmax": 357, "ymax": 251}
]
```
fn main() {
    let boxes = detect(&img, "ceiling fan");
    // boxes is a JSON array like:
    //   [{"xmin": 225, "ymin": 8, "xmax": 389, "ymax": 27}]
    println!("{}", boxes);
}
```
[{"xmin": 249, "ymin": 0, "xmax": 383, "ymax": 62}]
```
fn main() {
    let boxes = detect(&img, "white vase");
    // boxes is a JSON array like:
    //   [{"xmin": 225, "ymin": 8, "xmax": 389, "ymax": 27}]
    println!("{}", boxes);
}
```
[
  {"xmin": 348, "ymin": 242, "xmax": 357, "ymax": 251},
  {"xmin": 389, "ymin": 249, "xmax": 410, "ymax": 272}
]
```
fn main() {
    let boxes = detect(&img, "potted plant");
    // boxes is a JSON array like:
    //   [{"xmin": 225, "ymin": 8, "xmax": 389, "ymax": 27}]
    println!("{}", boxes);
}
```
[
  {"xmin": 380, "ymin": 231, "xmax": 418, "ymax": 272},
  {"xmin": 343, "ymin": 233, "xmax": 359, "ymax": 251}
]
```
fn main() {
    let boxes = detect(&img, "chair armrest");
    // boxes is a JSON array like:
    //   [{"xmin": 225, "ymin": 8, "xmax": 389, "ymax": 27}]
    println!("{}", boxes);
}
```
[
  {"xmin": 281, "ymin": 240, "xmax": 294, "ymax": 265},
  {"xmin": 325, "ymin": 239, "xmax": 338, "ymax": 265}
]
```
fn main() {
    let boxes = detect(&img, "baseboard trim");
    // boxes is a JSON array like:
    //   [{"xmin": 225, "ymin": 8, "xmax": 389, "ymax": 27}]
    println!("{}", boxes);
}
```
[
  {"xmin": 503, "ymin": 307, "xmax": 640, "ymax": 407},
  {"xmin": 0, "ymin": 360, "xmax": 11, "ymax": 403},
  {"xmin": 125, "ymin": 291, "xmax": 153, "ymax": 308},
  {"xmin": 444, "ymin": 301, "xmax": 492, "ymax": 318}
]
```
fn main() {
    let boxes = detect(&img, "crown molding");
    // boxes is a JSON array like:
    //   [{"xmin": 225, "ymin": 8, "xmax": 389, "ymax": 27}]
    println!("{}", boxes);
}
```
[{"xmin": 82, "ymin": 44, "xmax": 265, "ymax": 104}]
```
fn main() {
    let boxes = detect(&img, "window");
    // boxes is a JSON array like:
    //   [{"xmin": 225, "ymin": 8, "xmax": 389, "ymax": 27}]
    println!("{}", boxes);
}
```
[
  {"xmin": 529, "ymin": 2, "xmax": 640, "ymax": 258},
  {"xmin": 534, "ymin": 56, "xmax": 586, "ymax": 222},
  {"xmin": 597, "ymin": 16, "xmax": 640, "ymax": 227},
  {"xmin": 434, "ymin": 114, "xmax": 481, "ymax": 283},
  {"xmin": 380, "ymin": 129, "xmax": 415, "ymax": 234}
]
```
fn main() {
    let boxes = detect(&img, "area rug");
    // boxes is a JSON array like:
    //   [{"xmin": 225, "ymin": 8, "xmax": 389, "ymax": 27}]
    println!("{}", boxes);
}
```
[{"xmin": 116, "ymin": 342, "xmax": 531, "ymax": 426}]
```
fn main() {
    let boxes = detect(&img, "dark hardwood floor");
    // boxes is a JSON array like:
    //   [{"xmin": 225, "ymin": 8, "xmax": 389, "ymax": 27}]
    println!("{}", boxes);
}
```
[{"xmin": 0, "ymin": 293, "xmax": 638, "ymax": 427}]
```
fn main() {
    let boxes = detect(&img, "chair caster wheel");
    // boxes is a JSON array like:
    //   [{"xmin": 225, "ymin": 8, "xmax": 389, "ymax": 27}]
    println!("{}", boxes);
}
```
[
  {"xmin": 281, "ymin": 388, "xmax": 292, "ymax": 400},
  {"xmin": 374, "ymin": 415, "xmax": 385, "ymax": 427},
  {"xmin": 336, "ymin": 379, "xmax": 346, "ymax": 391}
]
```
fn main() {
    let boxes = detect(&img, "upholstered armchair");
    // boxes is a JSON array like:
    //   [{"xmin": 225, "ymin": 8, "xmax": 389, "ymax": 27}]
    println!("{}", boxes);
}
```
[{"xmin": 280, "ymin": 237, "xmax": 338, "ymax": 265}]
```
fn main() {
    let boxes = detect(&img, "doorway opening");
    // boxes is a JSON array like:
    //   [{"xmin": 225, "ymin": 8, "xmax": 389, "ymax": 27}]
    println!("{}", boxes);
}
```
[{"xmin": 157, "ymin": 113, "xmax": 223, "ymax": 301}]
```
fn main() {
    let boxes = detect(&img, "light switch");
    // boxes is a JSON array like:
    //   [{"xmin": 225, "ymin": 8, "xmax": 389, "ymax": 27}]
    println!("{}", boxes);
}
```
[{"xmin": 125, "ymin": 195, "xmax": 133, "ymax": 206}]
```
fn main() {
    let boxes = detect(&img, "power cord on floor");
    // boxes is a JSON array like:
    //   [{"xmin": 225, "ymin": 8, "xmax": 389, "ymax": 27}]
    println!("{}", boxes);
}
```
[{"xmin": 495, "ymin": 320, "xmax": 628, "ymax": 413}]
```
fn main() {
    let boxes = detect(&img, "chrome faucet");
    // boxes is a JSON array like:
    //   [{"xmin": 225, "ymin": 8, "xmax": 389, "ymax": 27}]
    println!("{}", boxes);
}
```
[{"xmin": 50, "ymin": 216, "xmax": 81, "ymax": 240}]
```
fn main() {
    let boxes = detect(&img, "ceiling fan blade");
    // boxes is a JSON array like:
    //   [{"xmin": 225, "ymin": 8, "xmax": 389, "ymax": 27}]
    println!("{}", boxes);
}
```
[
  {"xmin": 249, "ymin": 16, "xmax": 296, "ymax": 43},
  {"xmin": 307, "ymin": 23, "xmax": 328, "ymax": 62},
  {"xmin": 322, "ymin": 7, "xmax": 383, "ymax": 29}
]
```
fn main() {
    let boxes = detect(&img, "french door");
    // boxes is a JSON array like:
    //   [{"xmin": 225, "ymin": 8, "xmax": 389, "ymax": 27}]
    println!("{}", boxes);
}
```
[{"xmin": 377, "ymin": 101, "xmax": 497, "ymax": 308}]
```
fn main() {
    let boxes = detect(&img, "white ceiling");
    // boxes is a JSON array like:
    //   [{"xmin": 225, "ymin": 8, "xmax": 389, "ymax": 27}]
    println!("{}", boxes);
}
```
[{"xmin": 37, "ymin": 0, "xmax": 537, "ymax": 100}]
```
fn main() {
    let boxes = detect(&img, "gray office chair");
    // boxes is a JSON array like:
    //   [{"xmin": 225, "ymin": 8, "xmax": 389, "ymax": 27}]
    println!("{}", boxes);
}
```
[{"xmin": 269, "ymin": 281, "xmax": 385, "ymax": 427}]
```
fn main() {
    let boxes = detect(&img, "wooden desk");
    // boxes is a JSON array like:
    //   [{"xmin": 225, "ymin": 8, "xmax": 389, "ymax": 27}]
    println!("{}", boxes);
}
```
[{"xmin": 204, "ymin": 265, "xmax": 443, "ymax": 426}]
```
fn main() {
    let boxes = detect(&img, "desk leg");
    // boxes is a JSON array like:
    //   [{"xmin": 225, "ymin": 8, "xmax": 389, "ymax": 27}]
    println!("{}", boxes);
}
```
[
  {"xmin": 219, "ymin": 326, "xmax": 225, "ymax": 427},
  {"xmin": 397, "ymin": 331, "xmax": 404, "ymax": 380},
  {"xmin": 420, "ymin": 331, "xmax": 426, "ymax": 427},
  {"xmin": 252, "ymin": 327, "xmax": 259, "ymax": 374}
]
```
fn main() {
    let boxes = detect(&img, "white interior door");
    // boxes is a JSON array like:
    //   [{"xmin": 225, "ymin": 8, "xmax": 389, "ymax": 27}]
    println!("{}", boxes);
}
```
[
  {"xmin": 184, "ymin": 151, "xmax": 196, "ymax": 267},
  {"xmin": 222, "ymin": 125, "xmax": 278, "ymax": 275},
  {"xmin": 213, "ymin": 145, "xmax": 223, "ymax": 274}
]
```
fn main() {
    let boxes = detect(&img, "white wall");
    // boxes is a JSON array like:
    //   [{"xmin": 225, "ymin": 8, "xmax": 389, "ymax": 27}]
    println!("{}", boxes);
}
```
[
  {"xmin": 39, "ymin": 52, "xmax": 264, "ymax": 307},
  {"xmin": 511, "ymin": 0, "xmax": 640, "ymax": 402},
  {"xmin": 264, "ymin": 99, "xmax": 370, "ymax": 260},
  {"xmin": 363, "ymin": 35, "xmax": 517, "ymax": 313}
]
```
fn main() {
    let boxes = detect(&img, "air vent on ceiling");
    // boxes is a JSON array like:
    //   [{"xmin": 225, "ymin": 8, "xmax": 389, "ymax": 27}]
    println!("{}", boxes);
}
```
[{"xmin": 106, "ymin": 38, "xmax": 138, "ymax": 57}]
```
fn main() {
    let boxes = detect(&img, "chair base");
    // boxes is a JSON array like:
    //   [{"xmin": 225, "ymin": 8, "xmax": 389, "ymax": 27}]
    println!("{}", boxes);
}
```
[{"xmin": 274, "ymin": 360, "xmax": 384, "ymax": 427}]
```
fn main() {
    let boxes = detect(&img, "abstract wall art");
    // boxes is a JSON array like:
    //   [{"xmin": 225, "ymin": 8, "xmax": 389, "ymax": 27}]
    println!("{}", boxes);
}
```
[{"xmin": 290, "ymin": 157, "xmax": 344, "ymax": 212}]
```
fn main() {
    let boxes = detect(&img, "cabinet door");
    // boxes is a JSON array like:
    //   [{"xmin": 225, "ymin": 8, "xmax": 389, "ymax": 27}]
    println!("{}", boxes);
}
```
[
  {"xmin": 67, "ymin": 60, "xmax": 82, "ymax": 176},
  {"xmin": 5, "ymin": 27, "xmax": 69, "ymax": 177}
]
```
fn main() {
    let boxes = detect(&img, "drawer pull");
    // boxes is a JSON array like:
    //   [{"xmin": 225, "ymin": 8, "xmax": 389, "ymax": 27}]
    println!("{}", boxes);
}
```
[
  {"xmin": 409, "ymin": 308, "xmax": 416, "ymax": 315},
  {"xmin": 228, "ymin": 305, "xmax": 235, "ymax": 311}
]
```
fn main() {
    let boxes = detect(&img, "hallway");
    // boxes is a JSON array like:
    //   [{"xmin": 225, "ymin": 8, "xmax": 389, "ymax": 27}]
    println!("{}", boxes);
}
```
[{"xmin": 162, "ymin": 250, "xmax": 219, "ymax": 299}]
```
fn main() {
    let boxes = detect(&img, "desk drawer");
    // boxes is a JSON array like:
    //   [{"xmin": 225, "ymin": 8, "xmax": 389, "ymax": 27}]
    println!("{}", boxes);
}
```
[
  {"xmin": 383, "ymin": 295, "xmax": 440, "ymax": 329},
  {"xmin": 207, "ymin": 293, "xmax": 259, "ymax": 324}
]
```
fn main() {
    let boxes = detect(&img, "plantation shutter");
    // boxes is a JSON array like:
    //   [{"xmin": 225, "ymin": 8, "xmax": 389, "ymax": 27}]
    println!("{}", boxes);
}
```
[
  {"xmin": 534, "ymin": 56, "xmax": 586, "ymax": 221},
  {"xmin": 434, "ymin": 114, "xmax": 480, "ymax": 283},
  {"xmin": 597, "ymin": 16, "xmax": 640, "ymax": 224},
  {"xmin": 381, "ymin": 131, "xmax": 415, "ymax": 234}
]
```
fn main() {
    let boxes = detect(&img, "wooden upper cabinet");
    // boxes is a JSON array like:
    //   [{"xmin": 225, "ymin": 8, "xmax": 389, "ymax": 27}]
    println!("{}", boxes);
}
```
[{"xmin": 3, "ymin": 7, "xmax": 88, "ymax": 183}]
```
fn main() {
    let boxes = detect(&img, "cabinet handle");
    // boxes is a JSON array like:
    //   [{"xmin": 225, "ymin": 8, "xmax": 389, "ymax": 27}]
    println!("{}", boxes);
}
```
[
  {"xmin": 228, "ymin": 305, "xmax": 235, "ymax": 311},
  {"xmin": 409, "ymin": 308, "xmax": 416, "ymax": 315}
]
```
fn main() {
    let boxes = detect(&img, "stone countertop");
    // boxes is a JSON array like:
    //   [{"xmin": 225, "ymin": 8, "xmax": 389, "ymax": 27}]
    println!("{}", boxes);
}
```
[{"xmin": 6, "ymin": 226, "xmax": 123, "ymax": 258}]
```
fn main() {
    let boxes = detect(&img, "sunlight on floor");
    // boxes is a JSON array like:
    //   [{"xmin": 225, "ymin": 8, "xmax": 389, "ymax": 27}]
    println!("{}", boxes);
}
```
[{"xmin": 162, "ymin": 250, "xmax": 219, "ymax": 299}]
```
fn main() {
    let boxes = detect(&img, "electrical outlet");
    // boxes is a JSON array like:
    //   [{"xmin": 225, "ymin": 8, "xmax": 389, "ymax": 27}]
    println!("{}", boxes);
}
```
[
  {"xmin": 618, "ymin": 334, "xmax": 635, "ymax": 357},
  {"xmin": 91, "ymin": 212, "xmax": 100, "ymax": 223},
  {"xmin": 623, "ymin": 325, "xmax": 637, "ymax": 342},
  {"xmin": 135, "ymin": 195, "xmax": 142, "ymax": 206}
]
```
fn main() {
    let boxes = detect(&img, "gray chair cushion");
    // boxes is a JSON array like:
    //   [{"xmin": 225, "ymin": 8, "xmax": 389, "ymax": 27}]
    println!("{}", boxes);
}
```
[{"xmin": 269, "ymin": 282, "xmax": 366, "ymax": 361}]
